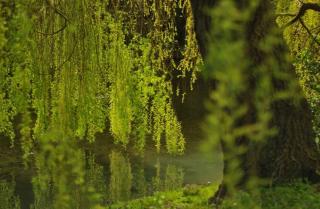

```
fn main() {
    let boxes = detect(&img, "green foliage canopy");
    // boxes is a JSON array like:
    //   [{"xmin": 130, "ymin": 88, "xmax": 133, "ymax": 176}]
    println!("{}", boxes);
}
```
[{"xmin": 0, "ymin": 0, "xmax": 202, "ymax": 156}]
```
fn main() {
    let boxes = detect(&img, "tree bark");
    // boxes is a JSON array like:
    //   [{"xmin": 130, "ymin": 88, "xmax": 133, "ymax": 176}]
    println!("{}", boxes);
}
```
[
  {"xmin": 244, "ymin": 0, "xmax": 320, "ymax": 183},
  {"xmin": 190, "ymin": 0, "xmax": 320, "ymax": 201}
]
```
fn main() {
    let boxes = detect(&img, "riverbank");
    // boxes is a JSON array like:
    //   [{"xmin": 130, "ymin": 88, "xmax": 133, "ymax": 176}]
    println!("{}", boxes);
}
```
[{"xmin": 107, "ymin": 181, "xmax": 320, "ymax": 209}]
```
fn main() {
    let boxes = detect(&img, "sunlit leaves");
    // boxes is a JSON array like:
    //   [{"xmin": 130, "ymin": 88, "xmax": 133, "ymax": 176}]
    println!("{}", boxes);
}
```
[{"xmin": 0, "ymin": 0, "xmax": 202, "ymax": 159}]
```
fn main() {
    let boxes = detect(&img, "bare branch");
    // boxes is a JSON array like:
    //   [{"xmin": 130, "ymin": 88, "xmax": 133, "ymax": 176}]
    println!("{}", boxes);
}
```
[
  {"xmin": 283, "ymin": 3, "xmax": 320, "ymax": 28},
  {"xmin": 299, "ymin": 19, "xmax": 320, "ymax": 46},
  {"xmin": 277, "ymin": 2, "xmax": 320, "ymax": 47}
]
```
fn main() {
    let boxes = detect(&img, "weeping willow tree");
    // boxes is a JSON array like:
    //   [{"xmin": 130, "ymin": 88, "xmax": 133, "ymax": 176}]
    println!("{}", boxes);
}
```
[
  {"xmin": 0, "ymin": 0, "xmax": 202, "ymax": 159},
  {"xmin": 2, "ymin": 0, "xmax": 320, "ymax": 207},
  {"xmin": 0, "ymin": 3, "xmax": 199, "ymax": 207},
  {"xmin": 0, "ymin": 0, "xmax": 34, "ymax": 160}
]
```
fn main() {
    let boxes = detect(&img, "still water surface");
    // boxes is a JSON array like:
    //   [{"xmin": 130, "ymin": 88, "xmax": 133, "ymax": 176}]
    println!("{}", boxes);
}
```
[
  {"xmin": 0, "ymin": 129, "xmax": 222, "ymax": 209},
  {"xmin": 0, "ymin": 89, "xmax": 222, "ymax": 208}
]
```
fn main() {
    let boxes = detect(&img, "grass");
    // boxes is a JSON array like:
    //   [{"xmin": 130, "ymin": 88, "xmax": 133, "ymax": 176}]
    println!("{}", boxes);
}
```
[
  {"xmin": 103, "ymin": 181, "xmax": 320, "ymax": 209},
  {"xmin": 106, "ymin": 184, "xmax": 217, "ymax": 209}
]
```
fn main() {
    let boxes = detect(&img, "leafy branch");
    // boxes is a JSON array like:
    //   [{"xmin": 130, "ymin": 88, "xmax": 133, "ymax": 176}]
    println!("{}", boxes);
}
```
[{"xmin": 278, "ymin": 2, "xmax": 320, "ymax": 46}]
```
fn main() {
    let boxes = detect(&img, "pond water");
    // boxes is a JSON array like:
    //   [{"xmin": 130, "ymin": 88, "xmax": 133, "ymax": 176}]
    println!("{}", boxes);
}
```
[
  {"xmin": 0, "ymin": 85, "xmax": 223, "ymax": 209},
  {"xmin": 0, "ymin": 130, "xmax": 222, "ymax": 208}
]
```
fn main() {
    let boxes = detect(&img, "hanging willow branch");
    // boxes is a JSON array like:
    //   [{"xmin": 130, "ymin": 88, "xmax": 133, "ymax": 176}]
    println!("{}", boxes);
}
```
[
  {"xmin": 36, "ymin": 0, "xmax": 68, "ymax": 35},
  {"xmin": 278, "ymin": 2, "xmax": 320, "ymax": 46}
]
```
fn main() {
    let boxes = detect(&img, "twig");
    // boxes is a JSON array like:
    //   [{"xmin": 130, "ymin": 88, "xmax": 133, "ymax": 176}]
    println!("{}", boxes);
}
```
[
  {"xmin": 283, "ymin": 3, "xmax": 320, "ymax": 28},
  {"xmin": 278, "ymin": 2, "xmax": 320, "ymax": 47},
  {"xmin": 36, "ymin": 0, "xmax": 68, "ymax": 36},
  {"xmin": 299, "ymin": 18, "xmax": 320, "ymax": 46}
]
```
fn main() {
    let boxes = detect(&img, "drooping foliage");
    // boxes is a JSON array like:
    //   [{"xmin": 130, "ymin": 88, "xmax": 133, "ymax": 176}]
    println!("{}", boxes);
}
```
[
  {"xmin": 0, "ymin": 0, "xmax": 201, "ymax": 158},
  {"xmin": 1, "ymin": 2, "xmax": 202, "ymax": 208},
  {"xmin": 3, "ymin": 0, "xmax": 320, "ymax": 208},
  {"xmin": 0, "ymin": 1, "xmax": 33, "ymax": 156}
]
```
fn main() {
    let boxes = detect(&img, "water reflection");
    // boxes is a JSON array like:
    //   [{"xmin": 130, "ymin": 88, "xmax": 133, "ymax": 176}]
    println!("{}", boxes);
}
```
[
  {"xmin": 151, "ymin": 159, "xmax": 184, "ymax": 192},
  {"xmin": 108, "ymin": 150, "xmax": 186, "ymax": 203},
  {"xmin": 0, "ymin": 133, "xmax": 222, "ymax": 208},
  {"xmin": 86, "ymin": 153, "xmax": 108, "ymax": 205},
  {"xmin": 109, "ymin": 150, "xmax": 132, "ymax": 202},
  {"xmin": 164, "ymin": 164, "xmax": 184, "ymax": 191},
  {"xmin": 131, "ymin": 159, "xmax": 147, "ymax": 198},
  {"xmin": 29, "ymin": 143, "xmax": 191, "ymax": 208},
  {"xmin": 31, "ymin": 132, "xmax": 88, "ymax": 209}
]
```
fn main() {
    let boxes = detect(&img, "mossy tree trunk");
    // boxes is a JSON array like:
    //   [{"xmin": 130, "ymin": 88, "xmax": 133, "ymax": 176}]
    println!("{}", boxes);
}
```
[{"xmin": 190, "ymin": 0, "xmax": 320, "ymax": 198}]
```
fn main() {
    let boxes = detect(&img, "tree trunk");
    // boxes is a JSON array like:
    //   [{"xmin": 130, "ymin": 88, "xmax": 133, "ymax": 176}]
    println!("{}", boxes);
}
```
[
  {"xmin": 190, "ymin": 0, "xmax": 320, "ymax": 200},
  {"xmin": 244, "ymin": 0, "xmax": 320, "ymax": 184}
]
